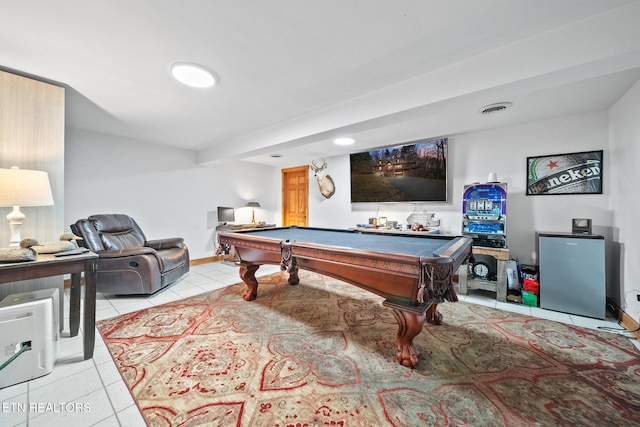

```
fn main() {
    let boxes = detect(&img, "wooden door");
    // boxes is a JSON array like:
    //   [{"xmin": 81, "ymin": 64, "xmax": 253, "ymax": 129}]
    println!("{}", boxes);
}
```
[{"xmin": 282, "ymin": 165, "xmax": 309, "ymax": 226}]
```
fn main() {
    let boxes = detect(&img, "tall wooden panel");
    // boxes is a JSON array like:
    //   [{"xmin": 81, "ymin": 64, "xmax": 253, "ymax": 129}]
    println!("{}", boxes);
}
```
[{"xmin": 0, "ymin": 70, "xmax": 65, "ymax": 320}]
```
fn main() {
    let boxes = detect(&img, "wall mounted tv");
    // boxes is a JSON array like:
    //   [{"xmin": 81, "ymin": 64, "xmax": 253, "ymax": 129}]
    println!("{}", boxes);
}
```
[{"xmin": 350, "ymin": 137, "xmax": 448, "ymax": 203}]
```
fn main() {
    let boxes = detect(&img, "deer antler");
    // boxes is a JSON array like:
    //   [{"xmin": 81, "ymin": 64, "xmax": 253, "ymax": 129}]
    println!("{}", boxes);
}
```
[{"xmin": 311, "ymin": 159, "xmax": 326, "ymax": 171}]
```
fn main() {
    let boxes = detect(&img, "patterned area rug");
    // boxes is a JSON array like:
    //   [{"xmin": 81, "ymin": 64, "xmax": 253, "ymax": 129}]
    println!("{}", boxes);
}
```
[{"xmin": 97, "ymin": 271, "xmax": 640, "ymax": 426}]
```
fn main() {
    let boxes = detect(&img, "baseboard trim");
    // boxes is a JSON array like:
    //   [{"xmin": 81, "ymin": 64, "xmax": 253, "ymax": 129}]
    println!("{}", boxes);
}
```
[
  {"xmin": 607, "ymin": 297, "xmax": 640, "ymax": 340},
  {"xmin": 191, "ymin": 256, "xmax": 224, "ymax": 265},
  {"xmin": 619, "ymin": 309, "xmax": 640, "ymax": 340}
]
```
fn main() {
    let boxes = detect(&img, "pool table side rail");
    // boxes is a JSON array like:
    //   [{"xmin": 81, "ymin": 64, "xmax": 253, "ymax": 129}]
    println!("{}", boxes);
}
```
[{"xmin": 284, "ymin": 240, "xmax": 428, "ymax": 306}]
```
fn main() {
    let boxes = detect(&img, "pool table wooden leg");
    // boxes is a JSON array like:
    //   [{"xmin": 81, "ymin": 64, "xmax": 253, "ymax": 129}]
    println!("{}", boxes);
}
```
[
  {"xmin": 239, "ymin": 263, "xmax": 260, "ymax": 301},
  {"xmin": 287, "ymin": 266, "xmax": 300, "ymax": 285},
  {"xmin": 390, "ymin": 308, "xmax": 425, "ymax": 368},
  {"xmin": 426, "ymin": 303, "xmax": 443, "ymax": 325}
]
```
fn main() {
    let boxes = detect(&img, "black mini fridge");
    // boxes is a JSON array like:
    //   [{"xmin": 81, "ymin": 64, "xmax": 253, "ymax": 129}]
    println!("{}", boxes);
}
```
[{"xmin": 537, "ymin": 232, "xmax": 606, "ymax": 319}]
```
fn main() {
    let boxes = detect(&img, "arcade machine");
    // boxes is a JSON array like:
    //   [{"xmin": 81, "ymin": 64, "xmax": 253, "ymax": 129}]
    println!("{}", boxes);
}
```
[{"xmin": 461, "ymin": 182, "xmax": 509, "ymax": 297}]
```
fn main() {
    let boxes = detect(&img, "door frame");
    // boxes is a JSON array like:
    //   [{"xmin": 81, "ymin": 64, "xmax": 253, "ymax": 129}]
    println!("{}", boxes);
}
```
[{"xmin": 281, "ymin": 165, "xmax": 309, "ymax": 226}]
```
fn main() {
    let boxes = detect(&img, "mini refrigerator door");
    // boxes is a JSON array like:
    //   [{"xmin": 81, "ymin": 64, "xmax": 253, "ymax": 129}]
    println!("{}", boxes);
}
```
[{"xmin": 538, "ymin": 233, "xmax": 605, "ymax": 319}]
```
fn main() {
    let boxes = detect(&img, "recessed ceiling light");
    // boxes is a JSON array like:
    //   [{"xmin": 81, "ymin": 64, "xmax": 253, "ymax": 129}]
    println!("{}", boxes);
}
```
[
  {"xmin": 478, "ymin": 102, "xmax": 512, "ymax": 115},
  {"xmin": 171, "ymin": 62, "xmax": 216, "ymax": 88},
  {"xmin": 269, "ymin": 154, "xmax": 283, "ymax": 158},
  {"xmin": 334, "ymin": 137, "xmax": 355, "ymax": 146}
]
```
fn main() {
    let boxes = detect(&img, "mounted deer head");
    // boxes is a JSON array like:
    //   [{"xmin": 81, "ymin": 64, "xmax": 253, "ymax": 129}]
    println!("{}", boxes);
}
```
[{"xmin": 311, "ymin": 159, "xmax": 335, "ymax": 199}]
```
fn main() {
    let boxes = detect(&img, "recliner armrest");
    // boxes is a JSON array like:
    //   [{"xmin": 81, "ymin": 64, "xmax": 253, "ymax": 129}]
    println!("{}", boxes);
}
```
[
  {"xmin": 98, "ymin": 247, "xmax": 157, "ymax": 258},
  {"xmin": 145, "ymin": 238, "xmax": 185, "ymax": 250}
]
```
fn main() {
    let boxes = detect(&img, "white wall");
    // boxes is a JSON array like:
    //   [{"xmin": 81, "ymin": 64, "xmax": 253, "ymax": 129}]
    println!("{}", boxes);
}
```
[
  {"xmin": 66, "ymin": 109, "xmax": 624, "ymax": 310},
  {"xmin": 64, "ymin": 128, "xmax": 278, "ymax": 260},
  {"xmin": 299, "ymin": 111, "xmax": 611, "ymax": 266},
  {"xmin": 609, "ymin": 80, "xmax": 640, "ymax": 317}
]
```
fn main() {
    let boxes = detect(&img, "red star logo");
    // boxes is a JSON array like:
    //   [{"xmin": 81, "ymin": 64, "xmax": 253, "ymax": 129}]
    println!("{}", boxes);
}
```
[{"xmin": 547, "ymin": 160, "xmax": 558, "ymax": 169}]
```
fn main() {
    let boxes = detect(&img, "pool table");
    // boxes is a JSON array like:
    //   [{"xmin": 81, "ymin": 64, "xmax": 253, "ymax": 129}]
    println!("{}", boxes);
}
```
[{"xmin": 217, "ymin": 226, "xmax": 472, "ymax": 368}]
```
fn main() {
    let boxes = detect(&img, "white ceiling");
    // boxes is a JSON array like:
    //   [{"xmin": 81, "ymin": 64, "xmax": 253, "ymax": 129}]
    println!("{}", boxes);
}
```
[{"xmin": 2, "ymin": 0, "xmax": 640, "ymax": 167}]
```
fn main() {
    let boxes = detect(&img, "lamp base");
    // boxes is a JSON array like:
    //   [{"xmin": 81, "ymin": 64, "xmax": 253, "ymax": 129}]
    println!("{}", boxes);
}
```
[{"xmin": 7, "ymin": 206, "xmax": 25, "ymax": 248}]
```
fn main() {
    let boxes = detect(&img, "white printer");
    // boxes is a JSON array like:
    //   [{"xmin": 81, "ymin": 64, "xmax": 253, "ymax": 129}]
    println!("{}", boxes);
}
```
[{"xmin": 0, "ymin": 288, "xmax": 59, "ymax": 388}]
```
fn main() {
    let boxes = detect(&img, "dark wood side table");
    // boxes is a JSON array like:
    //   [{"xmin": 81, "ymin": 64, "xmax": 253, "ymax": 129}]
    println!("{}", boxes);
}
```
[{"xmin": 0, "ymin": 252, "xmax": 98, "ymax": 359}]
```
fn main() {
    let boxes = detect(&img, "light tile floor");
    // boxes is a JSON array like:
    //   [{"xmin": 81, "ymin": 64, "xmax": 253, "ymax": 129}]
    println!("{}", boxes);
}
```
[{"xmin": 1, "ymin": 262, "xmax": 638, "ymax": 426}]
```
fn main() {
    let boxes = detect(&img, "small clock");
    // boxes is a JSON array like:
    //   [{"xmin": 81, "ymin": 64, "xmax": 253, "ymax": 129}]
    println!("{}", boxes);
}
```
[
  {"xmin": 472, "ymin": 262, "xmax": 491, "ymax": 279},
  {"xmin": 572, "ymin": 218, "xmax": 592, "ymax": 234}
]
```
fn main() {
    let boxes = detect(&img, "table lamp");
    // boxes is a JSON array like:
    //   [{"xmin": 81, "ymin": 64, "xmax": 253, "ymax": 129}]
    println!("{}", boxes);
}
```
[
  {"xmin": 0, "ymin": 166, "xmax": 54, "ymax": 247},
  {"xmin": 245, "ymin": 201, "xmax": 260, "ymax": 224}
]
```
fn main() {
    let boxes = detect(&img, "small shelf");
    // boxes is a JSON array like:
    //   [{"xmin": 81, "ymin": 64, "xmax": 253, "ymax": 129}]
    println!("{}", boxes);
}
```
[{"xmin": 457, "ymin": 245, "xmax": 509, "ymax": 302}]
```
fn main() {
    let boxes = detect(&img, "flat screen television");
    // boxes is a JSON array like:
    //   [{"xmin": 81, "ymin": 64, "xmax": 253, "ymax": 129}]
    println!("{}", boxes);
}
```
[
  {"xmin": 217, "ymin": 206, "xmax": 235, "ymax": 223},
  {"xmin": 350, "ymin": 137, "xmax": 448, "ymax": 203}
]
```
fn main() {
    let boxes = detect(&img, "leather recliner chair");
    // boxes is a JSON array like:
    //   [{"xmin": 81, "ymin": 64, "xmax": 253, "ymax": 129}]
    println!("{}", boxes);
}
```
[{"xmin": 71, "ymin": 214, "xmax": 190, "ymax": 295}]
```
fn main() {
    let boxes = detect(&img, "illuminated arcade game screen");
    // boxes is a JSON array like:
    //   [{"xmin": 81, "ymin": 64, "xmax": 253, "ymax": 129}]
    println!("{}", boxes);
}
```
[{"xmin": 462, "ymin": 183, "xmax": 507, "ymax": 236}]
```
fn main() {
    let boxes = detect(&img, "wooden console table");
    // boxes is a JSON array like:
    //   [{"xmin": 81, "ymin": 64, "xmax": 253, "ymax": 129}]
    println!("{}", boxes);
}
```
[
  {"xmin": 0, "ymin": 252, "xmax": 98, "ymax": 359},
  {"xmin": 216, "ymin": 223, "xmax": 276, "ymax": 232},
  {"xmin": 349, "ymin": 227, "xmax": 439, "ymax": 235},
  {"xmin": 457, "ymin": 246, "xmax": 509, "ymax": 302}
]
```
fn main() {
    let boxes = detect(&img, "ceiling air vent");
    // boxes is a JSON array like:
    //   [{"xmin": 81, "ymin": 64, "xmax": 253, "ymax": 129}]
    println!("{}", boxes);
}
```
[{"xmin": 479, "ymin": 102, "xmax": 512, "ymax": 115}]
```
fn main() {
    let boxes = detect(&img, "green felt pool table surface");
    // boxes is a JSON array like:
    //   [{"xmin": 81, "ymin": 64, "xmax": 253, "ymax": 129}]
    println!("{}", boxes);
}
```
[{"xmin": 228, "ymin": 226, "xmax": 463, "ymax": 258}]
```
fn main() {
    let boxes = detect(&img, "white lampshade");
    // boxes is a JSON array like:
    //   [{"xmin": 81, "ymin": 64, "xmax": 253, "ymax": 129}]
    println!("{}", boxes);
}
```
[
  {"xmin": 0, "ymin": 167, "xmax": 54, "ymax": 207},
  {"xmin": 0, "ymin": 166, "xmax": 54, "ymax": 247}
]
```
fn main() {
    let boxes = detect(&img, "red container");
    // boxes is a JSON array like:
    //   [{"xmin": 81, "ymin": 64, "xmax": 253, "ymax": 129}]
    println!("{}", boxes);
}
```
[{"xmin": 523, "ymin": 278, "xmax": 540, "ymax": 295}]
